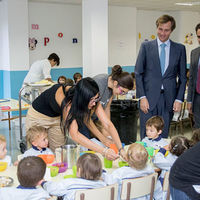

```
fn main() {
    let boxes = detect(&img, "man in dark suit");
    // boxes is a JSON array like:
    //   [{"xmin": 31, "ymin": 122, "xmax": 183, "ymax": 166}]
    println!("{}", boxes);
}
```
[
  {"xmin": 187, "ymin": 23, "xmax": 200, "ymax": 128},
  {"xmin": 135, "ymin": 15, "xmax": 187, "ymax": 139}
]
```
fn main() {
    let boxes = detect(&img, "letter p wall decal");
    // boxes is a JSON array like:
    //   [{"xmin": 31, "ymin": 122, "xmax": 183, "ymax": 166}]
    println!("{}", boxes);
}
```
[{"xmin": 44, "ymin": 37, "xmax": 50, "ymax": 46}]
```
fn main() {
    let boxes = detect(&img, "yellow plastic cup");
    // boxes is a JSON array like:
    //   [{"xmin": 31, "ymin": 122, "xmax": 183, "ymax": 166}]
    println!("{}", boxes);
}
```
[
  {"xmin": 72, "ymin": 165, "xmax": 77, "ymax": 176},
  {"xmin": 104, "ymin": 158, "xmax": 113, "ymax": 168}
]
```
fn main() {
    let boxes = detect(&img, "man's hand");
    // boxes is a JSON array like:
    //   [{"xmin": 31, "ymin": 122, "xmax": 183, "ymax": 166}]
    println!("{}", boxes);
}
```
[
  {"xmin": 173, "ymin": 101, "xmax": 182, "ymax": 112},
  {"xmin": 140, "ymin": 97, "xmax": 149, "ymax": 114},
  {"xmin": 187, "ymin": 102, "xmax": 193, "ymax": 114}
]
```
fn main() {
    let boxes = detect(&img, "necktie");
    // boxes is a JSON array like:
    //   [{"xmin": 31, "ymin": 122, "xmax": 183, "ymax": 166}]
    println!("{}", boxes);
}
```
[
  {"xmin": 196, "ymin": 57, "xmax": 200, "ymax": 94},
  {"xmin": 160, "ymin": 43, "xmax": 166, "ymax": 75}
]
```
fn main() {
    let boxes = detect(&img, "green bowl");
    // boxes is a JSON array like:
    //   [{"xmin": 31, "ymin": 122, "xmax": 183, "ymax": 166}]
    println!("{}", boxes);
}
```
[
  {"xmin": 118, "ymin": 161, "xmax": 128, "ymax": 167},
  {"xmin": 64, "ymin": 174, "xmax": 77, "ymax": 179}
]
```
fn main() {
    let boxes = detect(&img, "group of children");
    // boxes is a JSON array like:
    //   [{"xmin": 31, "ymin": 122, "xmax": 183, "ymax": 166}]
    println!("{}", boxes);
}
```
[
  {"xmin": 57, "ymin": 72, "xmax": 82, "ymax": 86},
  {"xmin": 0, "ymin": 115, "xmax": 200, "ymax": 199}
]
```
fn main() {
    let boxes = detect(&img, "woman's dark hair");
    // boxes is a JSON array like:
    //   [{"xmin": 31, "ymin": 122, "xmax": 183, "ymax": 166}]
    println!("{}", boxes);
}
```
[
  {"xmin": 48, "ymin": 53, "xmax": 60, "ymax": 66},
  {"xmin": 111, "ymin": 65, "xmax": 133, "ymax": 90},
  {"xmin": 62, "ymin": 77, "xmax": 99, "ymax": 132},
  {"xmin": 170, "ymin": 135, "xmax": 190, "ymax": 156},
  {"xmin": 17, "ymin": 156, "xmax": 46, "ymax": 187}
]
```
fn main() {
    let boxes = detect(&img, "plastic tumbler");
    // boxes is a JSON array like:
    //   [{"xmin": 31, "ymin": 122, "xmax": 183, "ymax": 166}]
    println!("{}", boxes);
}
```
[
  {"xmin": 145, "ymin": 147, "xmax": 154, "ymax": 159},
  {"xmin": 104, "ymin": 158, "xmax": 113, "ymax": 168}
]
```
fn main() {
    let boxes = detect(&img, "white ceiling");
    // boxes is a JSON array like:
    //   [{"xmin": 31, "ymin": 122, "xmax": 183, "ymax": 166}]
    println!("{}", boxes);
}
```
[{"xmin": 29, "ymin": 0, "xmax": 200, "ymax": 12}]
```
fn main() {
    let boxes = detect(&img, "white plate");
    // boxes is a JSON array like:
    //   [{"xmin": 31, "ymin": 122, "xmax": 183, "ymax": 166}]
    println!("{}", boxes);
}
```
[
  {"xmin": 28, "ymin": 83, "xmax": 51, "ymax": 87},
  {"xmin": 0, "ymin": 176, "xmax": 14, "ymax": 187}
]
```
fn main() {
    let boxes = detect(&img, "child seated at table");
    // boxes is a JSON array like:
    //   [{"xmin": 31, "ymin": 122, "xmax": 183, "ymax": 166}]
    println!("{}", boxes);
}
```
[
  {"xmin": 42, "ymin": 153, "xmax": 106, "ymax": 200},
  {"xmin": 190, "ymin": 128, "xmax": 200, "ymax": 147},
  {"xmin": 57, "ymin": 75, "xmax": 67, "ymax": 85},
  {"xmin": 73, "ymin": 72, "xmax": 82, "ymax": 84},
  {"xmin": 23, "ymin": 126, "xmax": 53, "ymax": 157},
  {"xmin": 103, "ymin": 143, "xmax": 163, "ymax": 200},
  {"xmin": 0, "ymin": 156, "xmax": 50, "ymax": 200},
  {"xmin": 153, "ymin": 135, "xmax": 190, "ymax": 199},
  {"xmin": 142, "ymin": 116, "xmax": 168, "ymax": 149},
  {"xmin": 0, "ymin": 135, "xmax": 11, "ymax": 166}
]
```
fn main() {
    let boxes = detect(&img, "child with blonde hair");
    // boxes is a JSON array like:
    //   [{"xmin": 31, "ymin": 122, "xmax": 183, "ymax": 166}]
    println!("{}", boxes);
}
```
[
  {"xmin": 42, "ymin": 153, "xmax": 106, "ymax": 200},
  {"xmin": 0, "ymin": 156, "xmax": 50, "ymax": 200},
  {"xmin": 103, "ymin": 143, "xmax": 163, "ymax": 200},
  {"xmin": 23, "ymin": 126, "xmax": 53, "ymax": 157},
  {"xmin": 0, "ymin": 135, "xmax": 11, "ymax": 166}
]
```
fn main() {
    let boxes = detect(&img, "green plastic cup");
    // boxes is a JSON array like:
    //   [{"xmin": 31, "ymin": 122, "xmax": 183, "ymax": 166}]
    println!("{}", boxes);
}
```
[
  {"xmin": 72, "ymin": 165, "xmax": 77, "ymax": 176},
  {"xmin": 145, "ymin": 147, "xmax": 154, "ymax": 159},
  {"xmin": 104, "ymin": 158, "xmax": 113, "ymax": 168},
  {"xmin": 48, "ymin": 166, "xmax": 59, "ymax": 177}
]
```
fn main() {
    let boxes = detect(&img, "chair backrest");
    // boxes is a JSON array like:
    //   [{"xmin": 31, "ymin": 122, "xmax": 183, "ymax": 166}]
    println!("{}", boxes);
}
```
[
  {"xmin": 74, "ymin": 183, "xmax": 119, "ymax": 200},
  {"xmin": 120, "ymin": 173, "xmax": 158, "ymax": 200},
  {"xmin": 163, "ymin": 171, "xmax": 170, "ymax": 200}
]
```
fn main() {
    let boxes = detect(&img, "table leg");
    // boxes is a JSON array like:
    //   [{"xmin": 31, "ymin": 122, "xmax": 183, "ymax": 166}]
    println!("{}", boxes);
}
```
[{"xmin": 8, "ymin": 111, "xmax": 11, "ymax": 130}]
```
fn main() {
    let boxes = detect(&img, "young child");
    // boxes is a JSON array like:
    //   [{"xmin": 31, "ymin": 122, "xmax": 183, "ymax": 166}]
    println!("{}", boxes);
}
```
[
  {"xmin": 42, "ymin": 153, "xmax": 106, "ymax": 200},
  {"xmin": 0, "ymin": 135, "xmax": 11, "ymax": 166},
  {"xmin": 142, "ymin": 116, "xmax": 168, "ymax": 149},
  {"xmin": 153, "ymin": 135, "xmax": 190, "ymax": 199},
  {"xmin": 58, "ymin": 75, "xmax": 67, "ymax": 85},
  {"xmin": 23, "ymin": 126, "xmax": 53, "ymax": 157},
  {"xmin": 190, "ymin": 128, "xmax": 200, "ymax": 147},
  {"xmin": 0, "ymin": 156, "xmax": 50, "ymax": 200},
  {"xmin": 73, "ymin": 72, "xmax": 82, "ymax": 84},
  {"xmin": 103, "ymin": 143, "xmax": 163, "ymax": 200}
]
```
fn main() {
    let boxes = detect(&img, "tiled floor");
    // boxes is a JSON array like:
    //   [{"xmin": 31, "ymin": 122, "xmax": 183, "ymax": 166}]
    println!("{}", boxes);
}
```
[{"xmin": 0, "ymin": 116, "xmax": 194, "ymax": 163}]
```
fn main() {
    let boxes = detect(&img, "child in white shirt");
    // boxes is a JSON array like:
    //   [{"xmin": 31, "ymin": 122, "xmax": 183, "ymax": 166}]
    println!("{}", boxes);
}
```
[
  {"xmin": 142, "ymin": 116, "xmax": 168, "ymax": 149},
  {"xmin": 0, "ymin": 156, "xmax": 50, "ymax": 200},
  {"xmin": 0, "ymin": 134, "xmax": 11, "ymax": 166},
  {"xmin": 23, "ymin": 126, "xmax": 53, "ymax": 157},
  {"xmin": 153, "ymin": 135, "xmax": 190, "ymax": 199},
  {"xmin": 42, "ymin": 153, "xmax": 106, "ymax": 200},
  {"xmin": 103, "ymin": 143, "xmax": 163, "ymax": 200}
]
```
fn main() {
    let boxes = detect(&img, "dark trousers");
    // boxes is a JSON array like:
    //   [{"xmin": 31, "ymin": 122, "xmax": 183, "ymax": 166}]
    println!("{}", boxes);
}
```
[
  {"xmin": 139, "ymin": 93, "xmax": 173, "ymax": 139},
  {"xmin": 193, "ymin": 93, "xmax": 200, "ymax": 128}
]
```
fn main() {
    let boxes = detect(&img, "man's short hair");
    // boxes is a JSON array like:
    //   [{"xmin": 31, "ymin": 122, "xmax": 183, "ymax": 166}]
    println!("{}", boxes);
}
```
[
  {"xmin": 48, "ymin": 53, "xmax": 60, "ymax": 66},
  {"xmin": 156, "ymin": 15, "xmax": 176, "ymax": 31},
  {"xmin": 146, "ymin": 116, "xmax": 164, "ymax": 132},
  {"xmin": 17, "ymin": 156, "xmax": 46, "ymax": 187},
  {"xmin": 195, "ymin": 23, "xmax": 200, "ymax": 33}
]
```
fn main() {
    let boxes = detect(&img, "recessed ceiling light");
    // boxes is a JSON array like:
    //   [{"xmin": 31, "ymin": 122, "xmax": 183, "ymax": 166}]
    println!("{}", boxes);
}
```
[{"xmin": 175, "ymin": 2, "xmax": 200, "ymax": 6}]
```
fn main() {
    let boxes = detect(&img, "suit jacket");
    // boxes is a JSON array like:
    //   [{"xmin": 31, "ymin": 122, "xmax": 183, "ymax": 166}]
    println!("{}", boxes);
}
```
[
  {"xmin": 135, "ymin": 39, "xmax": 187, "ymax": 112},
  {"xmin": 187, "ymin": 46, "xmax": 200, "ymax": 108}
]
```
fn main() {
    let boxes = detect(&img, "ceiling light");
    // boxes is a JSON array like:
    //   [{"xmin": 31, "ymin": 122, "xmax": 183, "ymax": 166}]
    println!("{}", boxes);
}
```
[{"xmin": 175, "ymin": 2, "xmax": 200, "ymax": 6}]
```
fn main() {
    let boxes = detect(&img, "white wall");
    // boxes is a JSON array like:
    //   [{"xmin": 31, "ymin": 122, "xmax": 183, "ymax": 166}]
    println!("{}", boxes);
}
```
[
  {"xmin": 28, "ymin": 2, "xmax": 82, "ymax": 68},
  {"xmin": 109, "ymin": 6, "xmax": 137, "ymax": 66}
]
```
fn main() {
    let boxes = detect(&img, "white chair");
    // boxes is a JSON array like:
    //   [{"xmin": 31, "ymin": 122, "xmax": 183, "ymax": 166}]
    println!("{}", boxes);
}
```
[
  {"xmin": 120, "ymin": 173, "xmax": 158, "ymax": 200},
  {"xmin": 163, "ymin": 171, "xmax": 170, "ymax": 200},
  {"xmin": 74, "ymin": 183, "xmax": 119, "ymax": 200}
]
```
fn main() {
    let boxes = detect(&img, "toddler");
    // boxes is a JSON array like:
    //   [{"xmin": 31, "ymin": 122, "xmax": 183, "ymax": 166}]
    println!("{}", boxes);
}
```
[
  {"xmin": 0, "ymin": 156, "xmax": 50, "ymax": 200},
  {"xmin": 190, "ymin": 128, "xmax": 200, "ymax": 147},
  {"xmin": 103, "ymin": 143, "xmax": 163, "ymax": 200},
  {"xmin": 23, "ymin": 126, "xmax": 53, "ymax": 157},
  {"xmin": 58, "ymin": 76, "xmax": 67, "ymax": 85},
  {"xmin": 42, "ymin": 153, "xmax": 106, "ymax": 200},
  {"xmin": 153, "ymin": 135, "xmax": 190, "ymax": 199},
  {"xmin": 0, "ymin": 135, "xmax": 11, "ymax": 166},
  {"xmin": 142, "ymin": 116, "xmax": 168, "ymax": 149},
  {"xmin": 73, "ymin": 72, "xmax": 82, "ymax": 84}
]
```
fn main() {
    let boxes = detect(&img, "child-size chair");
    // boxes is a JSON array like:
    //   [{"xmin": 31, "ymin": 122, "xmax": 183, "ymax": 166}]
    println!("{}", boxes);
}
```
[
  {"xmin": 74, "ymin": 183, "xmax": 119, "ymax": 200},
  {"xmin": 120, "ymin": 173, "xmax": 158, "ymax": 200},
  {"xmin": 163, "ymin": 171, "xmax": 170, "ymax": 200}
]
